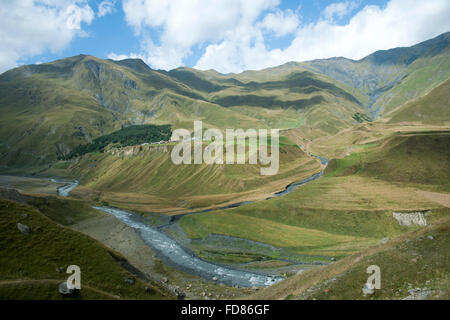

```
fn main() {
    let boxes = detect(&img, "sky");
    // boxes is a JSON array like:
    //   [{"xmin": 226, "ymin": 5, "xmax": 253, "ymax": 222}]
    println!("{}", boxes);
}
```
[{"xmin": 1, "ymin": 0, "xmax": 450, "ymax": 74}]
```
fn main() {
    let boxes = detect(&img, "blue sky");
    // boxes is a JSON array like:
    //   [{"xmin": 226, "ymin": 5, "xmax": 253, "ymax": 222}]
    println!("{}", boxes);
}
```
[{"xmin": 1, "ymin": 0, "xmax": 449, "ymax": 73}]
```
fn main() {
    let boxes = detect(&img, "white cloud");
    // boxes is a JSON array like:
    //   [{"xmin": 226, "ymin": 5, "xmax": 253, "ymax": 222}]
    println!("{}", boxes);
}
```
[
  {"xmin": 195, "ymin": 0, "xmax": 450, "ymax": 73},
  {"xmin": 98, "ymin": 0, "xmax": 116, "ymax": 17},
  {"xmin": 323, "ymin": 1, "xmax": 358, "ymax": 21},
  {"xmin": 0, "ymin": 0, "xmax": 94, "ymax": 73},
  {"xmin": 120, "ymin": 0, "xmax": 280, "ymax": 70},
  {"xmin": 259, "ymin": 9, "xmax": 300, "ymax": 37},
  {"xmin": 107, "ymin": 52, "xmax": 145, "ymax": 61}
]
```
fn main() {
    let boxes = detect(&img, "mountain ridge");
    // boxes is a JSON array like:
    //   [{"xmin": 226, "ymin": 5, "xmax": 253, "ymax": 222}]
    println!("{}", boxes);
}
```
[{"xmin": 0, "ymin": 32, "xmax": 449, "ymax": 169}]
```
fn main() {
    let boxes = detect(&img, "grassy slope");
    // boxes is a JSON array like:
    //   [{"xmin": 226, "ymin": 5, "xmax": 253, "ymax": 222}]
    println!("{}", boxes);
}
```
[
  {"xmin": 247, "ymin": 214, "xmax": 449, "ymax": 300},
  {"xmin": 179, "ymin": 132, "xmax": 447, "ymax": 261},
  {"xmin": 326, "ymin": 132, "xmax": 450, "ymax": 190},
  {"xmin": 0, "ymin": 198, "xmax": 169, "ymax": 300},
  {"xmin": 388, "ymin": 78, "xmax": 450, "ymax": 125},
  {"xmin": 297, "ymin": 32, "xmax": 450, "ymax": 118},
  {"xmin": 0, "ymin": 54, "xmax": 366, "ymax": 170},
  {"xmin": 54, "ymin": 139, "xmax": 322, "ymax": 213}
]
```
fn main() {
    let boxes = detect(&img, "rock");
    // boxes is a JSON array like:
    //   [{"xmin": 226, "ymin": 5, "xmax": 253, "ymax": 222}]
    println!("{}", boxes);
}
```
[
  {"xmin": 162, "ymin": 277, "xmax": 168, "ymax": 283},
  {"xmin": 124, "ymin": 277, "xmax": 135, "ymax": 285},
  {"xmin": 58, "ymin": 282, "xmax": 75, "ymax": 297},
  {"xmin": 427, "ymin": 235, "xmax": 434, "ymax": 240},
  {"xmin": 362, "ymin": 283, "xmax": 375, "ymax": 296},
  {"xmin": 392, "ymin": 211, "xmax": 428, "ymax": 226},
  {"xmin": 17, "ymin": 223, "xmax": 30, "ymax": 234},
  {"xmin": 381, "ymin": 237, "xmax": 389, "ymax": 244},
  {"xmin": 212, "ymin": 276, "xmax": 218, "ymax": 281}
]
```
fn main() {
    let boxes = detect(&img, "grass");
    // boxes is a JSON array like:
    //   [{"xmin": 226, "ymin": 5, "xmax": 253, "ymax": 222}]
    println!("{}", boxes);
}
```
[
  {"xmin": 62, "ymin": 141, "xmax": 322, "ymax": 213},
  {"xmin": 178, "ymin": 131, "xmax": 447, "ymax": 265},
  {"xmin": 0, "ymin": 199, "xmax": 170, "ymax": 300},
  {"xmin": 324, "ymin": 132, "xmax": 450, "ymax": 190},
  {"xmin": 388, "ymin": 78, "xmax": 450, "ymax": 125},
  {"xmin": 180, "ymin": 211, "xmax": 378, "ymax": 258},
  {"xmin": 28, "ymin": 196, "xmax": 102, "ymax": 226},
  {"xmin": 247, "ymin": 215, "xmax": 450, "ymax": 300}
]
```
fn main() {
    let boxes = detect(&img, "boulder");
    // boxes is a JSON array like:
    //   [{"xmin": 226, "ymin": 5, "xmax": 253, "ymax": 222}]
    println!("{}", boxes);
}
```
[
  {"xmin": 362, "ymin": 283, "xmax": 375, "ymax": 296},
  {"xmin": 58, "ymin": 282, "xmax": 75, "ymax": 297},
  {"xmin": 124, "ymin": 277, "xmax": 135, "ymax": 285},
  {"xmin": 17, "ymin": 223, "xmax": 30, "ymax": 234}
]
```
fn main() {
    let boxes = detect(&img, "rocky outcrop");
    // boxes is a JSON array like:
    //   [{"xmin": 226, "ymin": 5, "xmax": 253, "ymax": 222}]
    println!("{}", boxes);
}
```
[
  {"xmin": 55, "ymin": 142, "xmax": 71, "ymax": 159},
  {"xmin": 392, "ymin": 211, "xmax": 428, "ymax": 226},
  {"xmin": 17, "ymin": 223, "xmax": 30, "ymax": 234}
]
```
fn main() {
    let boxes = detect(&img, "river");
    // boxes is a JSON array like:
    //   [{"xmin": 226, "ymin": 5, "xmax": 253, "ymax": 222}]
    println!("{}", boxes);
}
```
[{"xmin": 63, "ymin": 155, "xmax": 328, "ymax": 287}]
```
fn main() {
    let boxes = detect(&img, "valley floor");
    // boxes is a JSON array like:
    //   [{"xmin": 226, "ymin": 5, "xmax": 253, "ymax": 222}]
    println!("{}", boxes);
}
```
[{"xmin": 0, "ymin": 123, "xmax": 449, "ymax": 300}]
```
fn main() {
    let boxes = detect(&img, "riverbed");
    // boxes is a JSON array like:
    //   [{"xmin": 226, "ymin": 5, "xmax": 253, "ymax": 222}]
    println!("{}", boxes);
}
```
[{"xmin": 72, "ymin": 156, "xmax": 328, "ymax": 287}]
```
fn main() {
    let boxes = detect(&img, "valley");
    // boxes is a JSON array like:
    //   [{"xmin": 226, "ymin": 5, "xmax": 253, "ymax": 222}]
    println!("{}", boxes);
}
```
[{"xmin": 0, "ymin": 32, "xmax": 449, "ymax": 300}]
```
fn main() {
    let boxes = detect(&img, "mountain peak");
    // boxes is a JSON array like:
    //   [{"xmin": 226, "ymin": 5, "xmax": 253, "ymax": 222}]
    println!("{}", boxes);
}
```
[{"xmin": 109, "ymin": 58, "xmax": 152, "ymax": 73}]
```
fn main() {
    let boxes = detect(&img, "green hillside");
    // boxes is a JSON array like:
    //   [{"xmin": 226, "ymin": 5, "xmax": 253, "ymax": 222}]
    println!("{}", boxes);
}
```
[
  {"xmin": 0, "ymin": 198, "xmax": 170, "ymax": 300},
  {"xmin": 248, "ymin": 215, "xmax": 450, "ymax": 300},
  {"xmin": 0, "ymin": 55, "xmax": 365, "ymax": 170},
  {"xmin": 1, "ymin": 33, "xmax": 449, "ymax": 171},
  {"xmin": 298, "ymin": 32, "xmax": 450, "ymax": 118},
  {"xmin": 326, "ymin": 132, "xmax": 450, "ymax": 190},
  {"xmin": 388, "ymin": 79, "xmax": 450, "ymax": 125},
  {"xmin": 178, "ymin": 131, "xmax": 448, "ymax": 263},
  {"xmin": 57, "ymin": 139, "xmax": 321, "ymax": 213}
]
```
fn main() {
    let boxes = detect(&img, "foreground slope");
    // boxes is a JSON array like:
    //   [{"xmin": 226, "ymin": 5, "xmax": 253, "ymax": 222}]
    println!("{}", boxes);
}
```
[
  {"xmin": 247, "ymin": 214, "xmax": 449, "ymax": 300},
  {"xmin": 0, "ymin": 197, "xmax": 170, "ymax": 299}
]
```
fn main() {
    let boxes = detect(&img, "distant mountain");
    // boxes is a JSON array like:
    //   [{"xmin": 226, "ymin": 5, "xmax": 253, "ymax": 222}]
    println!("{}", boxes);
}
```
[
  {"xmin": 0, "ymin": 56, "xmax": 363, "ymax": 168},
  {"xmin": 0, "ymin": 32, "xmax": 449, "ymax": 169},
  {"xmin": 297, "ymin": 32, "xmax": 450, "ymax": 117}
]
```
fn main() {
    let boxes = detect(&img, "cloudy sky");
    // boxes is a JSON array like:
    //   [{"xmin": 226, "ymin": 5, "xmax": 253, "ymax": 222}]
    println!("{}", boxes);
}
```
[{"xmin": 1, "ymin": 0, "xmax": 450, "ymax": 74}]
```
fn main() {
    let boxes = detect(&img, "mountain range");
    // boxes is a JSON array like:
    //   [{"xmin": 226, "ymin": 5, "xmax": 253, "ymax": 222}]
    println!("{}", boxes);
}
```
[{"xmin": 0, "ymin": 32, "xmax": 449, "ymax": 169}]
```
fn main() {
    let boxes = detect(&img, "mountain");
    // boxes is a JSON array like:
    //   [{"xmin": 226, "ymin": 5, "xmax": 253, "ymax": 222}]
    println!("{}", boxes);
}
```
[
  {"xmin": 0, "ymin": 56, "xmax": 363, "ymax": 169},
  {"xmin": 0, "ymin": 32, "xmax": 449, "ymax": 170},
  {"xmin": 297, "ymin": 32, "xmax": 450, "ymax": 117}
]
